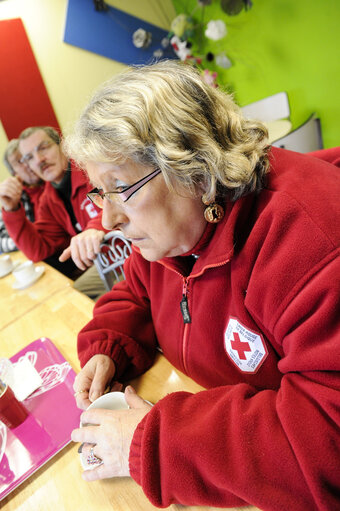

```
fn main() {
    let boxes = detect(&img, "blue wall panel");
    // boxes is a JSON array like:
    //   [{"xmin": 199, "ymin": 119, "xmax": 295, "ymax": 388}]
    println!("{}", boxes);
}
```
[{"xmin": 64, "ymin": 0, "xmax": 176, "ymax": 65}]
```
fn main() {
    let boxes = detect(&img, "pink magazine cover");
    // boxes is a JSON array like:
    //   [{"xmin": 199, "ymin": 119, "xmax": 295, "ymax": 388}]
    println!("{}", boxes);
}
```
[{"xmin": 0, "ymin": 337, "xmax": 82, "ymax": 501}]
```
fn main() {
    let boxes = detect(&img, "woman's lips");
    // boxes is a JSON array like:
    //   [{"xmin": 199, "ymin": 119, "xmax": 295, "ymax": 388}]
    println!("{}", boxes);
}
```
[{"xmin": 127, "ymin": 237, "xmax": 146, "ymax": 244}]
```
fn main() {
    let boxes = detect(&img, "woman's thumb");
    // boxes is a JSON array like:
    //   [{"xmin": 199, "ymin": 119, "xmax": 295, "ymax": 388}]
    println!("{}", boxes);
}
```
[{"xmin": 124, "ymin": 386, "xmax": 147, "ymax": 409}]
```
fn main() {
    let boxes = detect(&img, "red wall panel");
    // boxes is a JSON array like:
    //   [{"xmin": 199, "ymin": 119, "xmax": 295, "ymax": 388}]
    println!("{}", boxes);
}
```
[{"xmin": 0, "ymin": 18, "xmax": 60, "ymax": 140}]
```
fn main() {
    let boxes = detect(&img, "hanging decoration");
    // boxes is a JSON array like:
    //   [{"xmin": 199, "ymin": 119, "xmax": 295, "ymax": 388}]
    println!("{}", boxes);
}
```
[
  {"xmin": 70, "ymin": 0, "xmax": 253, "ymax": 84},
  {"xmin": 205, "ymin": 20, "xmax": 227, "ymax": 41},
  {"xmin": 202, "ymin": 69, "xmax": 218, "ymax": 87},
  {"xmin": 132, "ymin": 28, "xmax": 152, "ymax": 48},
  {"xmin": 215, "ymin": 52, "xmax": 232, "ymax": 69},
  {"xmin": 145, "ymin": 0, "xmax": 253, "ymax": 87},
  {"xmin": 170, "ymin": 14, "xmax": 195, "ymax": 39},
  {"xmin": 220, "ymin": 0, "xmax": 253, "ymax": 16}
]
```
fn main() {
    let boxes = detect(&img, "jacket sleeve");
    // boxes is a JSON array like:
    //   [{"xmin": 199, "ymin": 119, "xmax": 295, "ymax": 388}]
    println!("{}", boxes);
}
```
[
  {"xmin": 129, "ymin": 252, "xmax": 340, "ymax": 511},
  {"xmin": 2, "ymin": 201, "xmax": 70, "ymax": 262},
  {"xmin": 77, "ymin": 252, "xmax": 157, "ymax": 380},
  {"xmin": 84, "ymin": 210, "xmax": 105, "ymax": 232}
]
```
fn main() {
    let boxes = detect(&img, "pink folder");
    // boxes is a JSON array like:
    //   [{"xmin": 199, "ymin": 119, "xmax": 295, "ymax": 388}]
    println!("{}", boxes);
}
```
[{"xmin": 0, "ymin": 337, "xmax": 82, "ymax": 501}]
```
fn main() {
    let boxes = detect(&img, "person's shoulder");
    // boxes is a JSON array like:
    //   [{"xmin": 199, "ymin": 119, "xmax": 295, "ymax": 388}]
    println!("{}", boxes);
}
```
[
  {"xmin": 259, "ymin": 148, "xmax": 340, "ymax": 249},
  {"xmin": 70, "ymin": 161, "xmax": 89, "ymax": 186},
  {"xmin": 268, "ymin": 146, "xmax": 340, "ymax": 186},
  {"xmin": 266, "ymin": 147, "xmax": 339, "ymax": 214}
]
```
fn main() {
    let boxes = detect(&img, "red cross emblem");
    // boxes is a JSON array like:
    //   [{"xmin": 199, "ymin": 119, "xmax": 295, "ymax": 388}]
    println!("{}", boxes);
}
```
[
  {"xmin": 224, "ymin": 317, "xmax": 268, "ymax": 373},
  {"xmin": 230, "ymin": 332, "xmax": 251, "ymax": 360}
]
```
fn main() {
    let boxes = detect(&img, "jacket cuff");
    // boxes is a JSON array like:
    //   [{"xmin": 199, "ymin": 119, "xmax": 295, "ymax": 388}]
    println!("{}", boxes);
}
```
[
  {"xmin": 78, "ymin": 338, "xmax": 130, "ymax": 378},
  {"xmin": 129, "ymin": 414, "xmax": 146, "ymax": 486},
  {"xmin": 2, "ymin": 204, "xmax": 25, "ymax": 220}
]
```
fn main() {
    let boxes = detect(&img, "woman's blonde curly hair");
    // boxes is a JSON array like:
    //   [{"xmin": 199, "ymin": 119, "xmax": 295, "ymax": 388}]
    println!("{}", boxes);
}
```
[{"xmin": 64, "ymin": 60, "xmax": 269, "ymax": 202}]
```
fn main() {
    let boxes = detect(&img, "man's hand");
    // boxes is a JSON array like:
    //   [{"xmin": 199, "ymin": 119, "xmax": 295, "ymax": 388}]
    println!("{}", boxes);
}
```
[
  {"xmin": 59, "ymin": 229, "xmax": 105, "ymax": 270},
  {"xmin": 0, "ymin": 177, "xmax": 23, "ymax": 211}
]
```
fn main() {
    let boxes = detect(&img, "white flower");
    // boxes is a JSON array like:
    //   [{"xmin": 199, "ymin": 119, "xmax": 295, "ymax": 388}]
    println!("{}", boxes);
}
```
[
  {"xmin": 205, "ymin": 20, "xmax": 227, "ymax": 41},
  {"xmin": 170, "ymin": 35, "xmax": 192, "ymax": 61},
  {"xmin": 132, "ymin": 28, "xmax": 152, "ymax": 48},
  {"xmin": 216, "ymin": 52, "xmax": 232, "ymax": 69}
]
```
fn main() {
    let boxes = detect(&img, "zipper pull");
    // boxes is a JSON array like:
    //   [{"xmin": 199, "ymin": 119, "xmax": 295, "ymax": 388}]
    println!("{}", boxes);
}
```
[{"xmin": 180, "ymin": 279, "xmax": 191, "ymax": 324}]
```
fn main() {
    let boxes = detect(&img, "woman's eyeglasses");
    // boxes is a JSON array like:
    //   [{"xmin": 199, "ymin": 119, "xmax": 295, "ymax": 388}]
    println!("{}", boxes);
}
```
[{"xmin": 87, "ymin": 168, "xmax": 161, "ymax": 207}]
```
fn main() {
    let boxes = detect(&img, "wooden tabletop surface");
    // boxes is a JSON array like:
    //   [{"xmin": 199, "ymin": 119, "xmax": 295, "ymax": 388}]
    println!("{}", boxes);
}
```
[
  {"xmin": 0, "ymin": 252, "xmax": 72, "ymax": 331},
  {"xmin": 0, "ymin": 255, "xmax": 260, "ymax": 511}
]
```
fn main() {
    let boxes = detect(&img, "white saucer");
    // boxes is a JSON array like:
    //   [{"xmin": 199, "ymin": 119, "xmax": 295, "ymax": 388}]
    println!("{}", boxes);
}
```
[
  {"xmin": 12, "ymin": 266, "xmax": 45, "ymax": 290},
  {"xmin": 0, "ymin": 261, "xmax": 20, "ymax": 278}
]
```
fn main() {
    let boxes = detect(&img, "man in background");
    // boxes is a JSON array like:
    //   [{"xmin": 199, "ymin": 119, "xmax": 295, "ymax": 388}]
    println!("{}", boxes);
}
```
[
  {"xmin": 0, "ymin": 139, "xmax": 44, "ymax": 252},
  {"xmin": 1, "ymin": 126, "xmax": 106, "ymax": 300}
]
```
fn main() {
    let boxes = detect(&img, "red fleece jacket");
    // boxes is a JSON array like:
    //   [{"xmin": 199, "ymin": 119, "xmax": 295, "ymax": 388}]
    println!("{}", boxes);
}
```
[
  {"xmin": 23, "ymin": 181, "xmax": 45, "ymax": 215},
  {"xmin": 77, "ymin": 147, "xmax": 340, "ymax": 510},
  {"xmin": 2, "ymin": 162, "xmax": 102, "ymax": 262}
]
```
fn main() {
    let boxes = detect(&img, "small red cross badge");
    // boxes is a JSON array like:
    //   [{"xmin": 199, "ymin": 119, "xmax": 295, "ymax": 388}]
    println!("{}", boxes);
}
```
[
  {"xmin": 230, "ymin": 332, "xmax": 251, "ymax": 360},
  {"xmin": 224, "ymin": 317, "xmax": 268, "ymax": 373}
]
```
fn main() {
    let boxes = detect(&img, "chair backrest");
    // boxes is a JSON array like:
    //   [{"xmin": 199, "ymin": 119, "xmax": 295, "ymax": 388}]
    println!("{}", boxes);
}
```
[
  {"xmin": 241, "ymin": 92, "xmax": 290, "ymax": 122},
  {"xmin": 271, "ymin": 114, "xmax": 323, "ymax": 153},
  {"xmin": 94, "ymin": 230, "xmax": 132, "ymax": 291}
]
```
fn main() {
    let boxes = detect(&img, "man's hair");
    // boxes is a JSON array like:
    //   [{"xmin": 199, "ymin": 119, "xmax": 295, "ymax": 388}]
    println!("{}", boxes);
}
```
[
  {"xmin": 65, "ymin": 60, "xmax": 269, "ymax": 201},
  {"xmin": 3, "ymin": 139, "xmax": 20, "ymax": 175},
  {"xmin": 19, "ymin": 126, "xmax": 61, "ymax": 145}
]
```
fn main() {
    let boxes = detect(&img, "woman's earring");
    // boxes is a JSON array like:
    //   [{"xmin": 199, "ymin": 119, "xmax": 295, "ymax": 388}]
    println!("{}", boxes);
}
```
[{"xmin": 202, "ymin": 195, "xmax": 224, "ymax": 223}]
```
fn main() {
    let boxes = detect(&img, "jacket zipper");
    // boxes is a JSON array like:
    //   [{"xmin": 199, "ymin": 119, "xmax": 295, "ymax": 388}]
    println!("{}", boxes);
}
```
[
  {"xmin": 180, "ymin": 278, "xmax": 191, "ymax": 323},
  {"xmin": 181, "ymin": 277, "xmax": 190, "ymax": 374},
  {"xmin": 160, "ymin": 257, "xmax": 231, "ymax": 375}
]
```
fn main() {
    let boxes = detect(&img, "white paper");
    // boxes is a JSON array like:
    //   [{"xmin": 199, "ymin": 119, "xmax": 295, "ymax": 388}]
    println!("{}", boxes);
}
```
[{"xmin": 11, "ymin": 358, "xmax": 43, "ymax": 401}]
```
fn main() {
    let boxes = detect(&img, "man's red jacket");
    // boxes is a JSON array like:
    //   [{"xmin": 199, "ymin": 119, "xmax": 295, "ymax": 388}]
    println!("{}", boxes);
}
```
[
  {"xmin": 24, "ymin": 181, "xmax": 45, "ymax": 216},
  {"xmin": 3, "ymin": 162, "xmax": 102, "ymax": 261},
  {"xmin": 77, "ymin": 147, "xmax": 340, "ymax": 510}
]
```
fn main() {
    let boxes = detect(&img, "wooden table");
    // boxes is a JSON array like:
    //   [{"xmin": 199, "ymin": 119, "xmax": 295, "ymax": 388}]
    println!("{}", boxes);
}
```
[
  {"xmin": 0, "ymin": 252, "xmax": 72, "ymax": 330},
  {"xmin": 0, "ymin": 266, "xmax": 260, "ymax": 511}
]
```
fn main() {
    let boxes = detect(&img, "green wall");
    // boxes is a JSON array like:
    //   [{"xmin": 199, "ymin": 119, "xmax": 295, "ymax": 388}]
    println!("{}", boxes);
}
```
[{"xmin": 172, "ymin": 0, "xmax": 340, "ymax": 148}]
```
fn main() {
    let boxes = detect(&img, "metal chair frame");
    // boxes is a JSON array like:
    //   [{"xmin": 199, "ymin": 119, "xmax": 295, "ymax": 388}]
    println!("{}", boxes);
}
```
[{"xmin": 94, "ymin": 231, "xmax": 132, "ymax": 291}]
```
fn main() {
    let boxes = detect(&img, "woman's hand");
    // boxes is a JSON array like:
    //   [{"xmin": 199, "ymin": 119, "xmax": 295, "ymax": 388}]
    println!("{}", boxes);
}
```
[
  {"xmin": 73, "ymin": 354, "xmax": 116, "ymax": 410},
  {"xmin": 71, "ymin": 386, "xmax": 152, "ymax": 480}
]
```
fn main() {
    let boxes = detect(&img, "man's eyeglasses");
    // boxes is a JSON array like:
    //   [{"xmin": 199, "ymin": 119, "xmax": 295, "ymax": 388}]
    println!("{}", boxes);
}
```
[
  {"xmin": 20, "ymin": 141, "xmax": 54, "ymax": 164},
  {"xmin": 87, "ymin": 168, "xmax": 161, "ymax": 207}
]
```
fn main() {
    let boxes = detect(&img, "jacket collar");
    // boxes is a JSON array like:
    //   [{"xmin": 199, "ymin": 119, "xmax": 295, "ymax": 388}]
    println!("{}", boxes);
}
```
[{"xmin": 159, "ymin": 193, "xmax": 256, "ymax": 276}]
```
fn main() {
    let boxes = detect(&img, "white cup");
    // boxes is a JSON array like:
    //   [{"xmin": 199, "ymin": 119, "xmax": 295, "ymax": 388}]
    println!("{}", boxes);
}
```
[
  {"xmin": 79, "ymin": 391, "xmax": 129, "ymax": 470},
  {"xmin": 0, "ymin": 255, "xmax": 13, "ymax": 274},
  {"xmin": 12, "ymin": 261, "xmax": 36, "ymax": 285},
  {"xmin": 86, "ymin": 391, "xmax": 129, "ymax": 413}
]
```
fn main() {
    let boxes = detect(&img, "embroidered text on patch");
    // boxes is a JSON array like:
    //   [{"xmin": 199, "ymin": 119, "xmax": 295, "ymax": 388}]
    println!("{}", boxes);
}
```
[{"xmin": 224, "ymin": 318, "xmax": 268, "ymax": 373}]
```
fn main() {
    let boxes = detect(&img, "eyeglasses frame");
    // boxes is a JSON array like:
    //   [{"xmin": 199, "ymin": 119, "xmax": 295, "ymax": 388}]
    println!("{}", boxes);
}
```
[
  {"xmin": 87, "ymin": 167, "xmax": 161, "ymax": 206},
  {"xmin": 20, "ymin": 140, "xmax": 55, "ymax": 164}
]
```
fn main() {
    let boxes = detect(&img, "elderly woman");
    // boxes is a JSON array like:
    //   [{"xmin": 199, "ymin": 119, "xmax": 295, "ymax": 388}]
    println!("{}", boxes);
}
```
[{"xmin": 67, "ymin": 61, "xmax": 340, "ymax": 510}]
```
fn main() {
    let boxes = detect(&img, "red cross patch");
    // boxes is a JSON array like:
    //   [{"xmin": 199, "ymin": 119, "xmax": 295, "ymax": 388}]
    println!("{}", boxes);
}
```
[
  {"xmin": 85, "ymin": 201, "xmax": 99, "ymax": 219},
  {"xmin": 224, "ymin": 317, "xmax": 268, "ymax": 373}
]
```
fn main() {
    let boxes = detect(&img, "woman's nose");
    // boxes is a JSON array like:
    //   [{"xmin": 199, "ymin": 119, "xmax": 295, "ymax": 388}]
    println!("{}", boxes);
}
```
[{"xmin": 101, "ymin": 198, "xmax": 128, "ymax": 231}]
